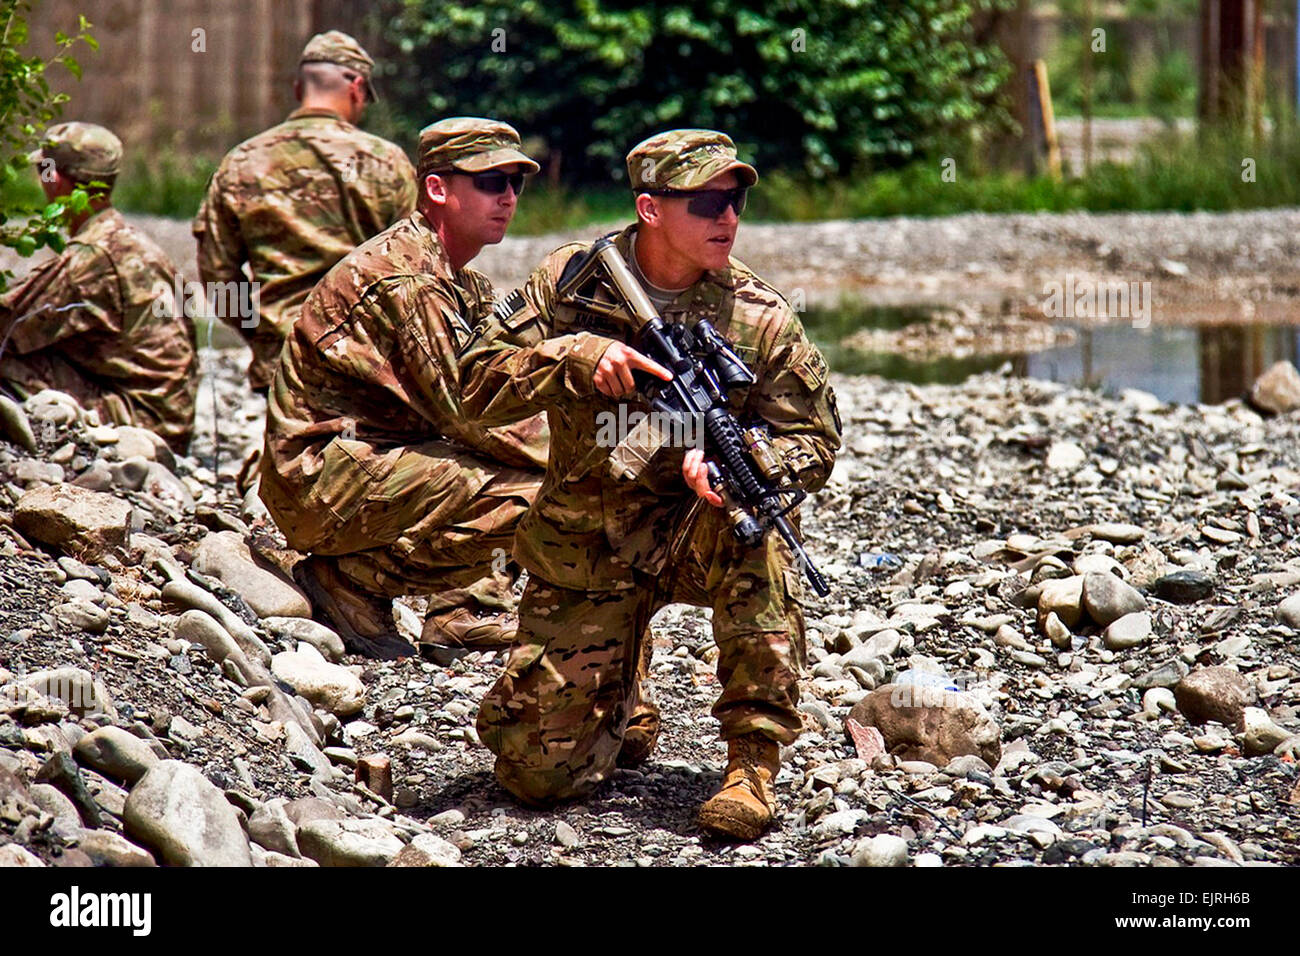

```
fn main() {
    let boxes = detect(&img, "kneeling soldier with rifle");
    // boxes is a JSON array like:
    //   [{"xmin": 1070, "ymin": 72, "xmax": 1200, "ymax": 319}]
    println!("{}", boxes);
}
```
[{"xmin": 457, "ymin": 130, "xmax": 841, "ymax": 840}]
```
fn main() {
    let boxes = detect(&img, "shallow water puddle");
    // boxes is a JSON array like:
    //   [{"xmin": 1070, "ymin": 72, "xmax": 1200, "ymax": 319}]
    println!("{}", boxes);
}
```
[{"xmin": 807, "ymin": 302, "xmax": 1300, "ymax": 404}]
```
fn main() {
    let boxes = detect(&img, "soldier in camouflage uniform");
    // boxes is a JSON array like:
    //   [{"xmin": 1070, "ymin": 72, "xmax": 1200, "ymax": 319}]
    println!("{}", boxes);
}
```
[
  {"xmin": 457, "ymin": 130, "xmax": 841, "ymax": 840},
  {"xmin": 261, "ymin": 117, "xmax": 550, "ymax": 661},
  {"xmin": 193, "ymin": 31, "xmax": 417, "ymax": 393},
  {"xmin": 0, "ymin": 123, "xmax": 198, "ymax": 453}
]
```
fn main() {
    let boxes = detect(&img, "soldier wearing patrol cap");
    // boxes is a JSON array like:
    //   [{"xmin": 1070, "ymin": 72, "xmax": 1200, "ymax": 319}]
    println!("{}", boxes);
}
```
[
  {"xmin": 194, "ymin": 30, "xmax": 417, "ymax": 393},
  {"xmin": 0, "ymin": 122, "xmax": 199, "ymax": 451},
  {"xmin": 260, "ymin": 117, "xmax": 551, "ymax": 662},
  {"xmin": 457, "ymin": 129, "xmax": 841, "ymax": 841}
]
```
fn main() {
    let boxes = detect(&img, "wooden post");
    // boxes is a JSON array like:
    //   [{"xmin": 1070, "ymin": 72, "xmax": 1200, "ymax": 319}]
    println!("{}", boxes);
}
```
[
  {"xmin": 1031, "ymin": 59, "xmax": 1062, "ymax": 180},
  {"xmin": 1082, "ymin": 0, "xmax": 1094, "ymax": 173}
]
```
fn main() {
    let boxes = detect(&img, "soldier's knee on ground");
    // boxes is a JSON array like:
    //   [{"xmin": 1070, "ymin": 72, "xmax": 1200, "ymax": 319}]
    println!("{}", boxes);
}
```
[{"xmin": 491, "ymin": 759, "xmax": 598, "ymax": 807}]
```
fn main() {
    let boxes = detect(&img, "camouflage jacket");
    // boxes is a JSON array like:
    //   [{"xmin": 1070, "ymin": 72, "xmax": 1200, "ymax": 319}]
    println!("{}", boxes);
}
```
[
  {"xmin": 0, "ymin": 207, "xmax": 198, "ymax": 451},
  {"xmin": 261, "ymin": 213, "xmax": 548, "ymax": 550},
  {"xmin": 193, "ymin": 107, "xmax": 417, "ymax": 388},
  {"xmin": 458, "ymin": 224, "xmax": 841, "ymax": 590}
]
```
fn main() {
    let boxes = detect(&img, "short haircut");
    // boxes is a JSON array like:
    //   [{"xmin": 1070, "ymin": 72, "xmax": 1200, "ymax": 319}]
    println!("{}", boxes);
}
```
[{"xmin": 298, "ymin": 61, "xmax": 357, "ymax": 95}]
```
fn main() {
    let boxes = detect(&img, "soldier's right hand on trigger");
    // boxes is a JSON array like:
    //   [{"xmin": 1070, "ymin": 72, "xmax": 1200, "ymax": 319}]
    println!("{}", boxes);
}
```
[{"xmin": 592, "ymin": 341, "xmax": 671, "ymax": 398}]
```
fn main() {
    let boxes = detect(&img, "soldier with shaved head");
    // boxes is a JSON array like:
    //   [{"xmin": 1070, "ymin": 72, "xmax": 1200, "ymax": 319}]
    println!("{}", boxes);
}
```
[{"xmin": 193, "ymin": 30, "xmax": 417, "ymax": 393}]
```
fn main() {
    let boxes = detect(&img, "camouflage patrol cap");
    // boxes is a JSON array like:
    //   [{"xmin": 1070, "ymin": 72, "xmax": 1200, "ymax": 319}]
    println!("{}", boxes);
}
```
[
  {"xmin": 626, "ymin": 129, "xmax": 758, "ymax": 191},
  {"xmin": 299, "ymin": 30, "xmax": 378, "ymax": 102},
  {"xmin": 29, "ymin": 122, "xmax": 122, "ymax": 182},
  {"xmin": 417, "ymin": 117, "xmax": 540, "ymax": 179}
]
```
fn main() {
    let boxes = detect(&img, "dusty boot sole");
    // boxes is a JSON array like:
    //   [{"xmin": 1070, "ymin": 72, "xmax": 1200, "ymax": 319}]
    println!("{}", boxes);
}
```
[
  {"xmin": 292, "ymin": 560, "xmax": 412, "ymax": 660},
  {"xmin": 696, "ymin": 798, "xmax": 773, "ymax": 842}
]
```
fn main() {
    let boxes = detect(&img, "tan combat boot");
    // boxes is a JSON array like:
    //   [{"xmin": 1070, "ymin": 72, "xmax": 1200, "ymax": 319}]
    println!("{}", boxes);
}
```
[
  {"xmin": 292, "ymin": 557, "xmax": 412, "ymax": 660},
  {"xmin": 616, "ymin": 700, "xmax": 661, "ymax": 769},
  {"xmin": 697, "ymin": 734, "xmax": 781, "ymax": 841},
  {"xmin": 420, "ymin": 607, "xmax": 517, "ymax": 664}
]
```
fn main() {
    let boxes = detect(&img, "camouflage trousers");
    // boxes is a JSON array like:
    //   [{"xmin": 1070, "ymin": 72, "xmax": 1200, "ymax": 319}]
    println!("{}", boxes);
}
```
[
  {"xmin": 477, "ymin": 503, "xmax": 807, "ymax": 805},
  {"xmin": 305, "ymin": 442, "xmax": 541, "ymax": 615}
]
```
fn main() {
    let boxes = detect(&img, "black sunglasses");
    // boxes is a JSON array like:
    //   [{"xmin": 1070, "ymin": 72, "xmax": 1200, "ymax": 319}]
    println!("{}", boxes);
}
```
[
  {"xmin": 640, "ymin": 186, "xmax": 748, "ymax": 219},
  {"xmin": 459, "ymin": 169, "xmax": 527, "ymax": 196}
]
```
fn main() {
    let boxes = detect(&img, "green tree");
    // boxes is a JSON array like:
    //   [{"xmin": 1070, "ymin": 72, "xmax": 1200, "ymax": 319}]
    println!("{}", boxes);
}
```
[
  {"xmin": 0, "ymin": 0, "xmax": 96, "ymax": 290},
  {"xmin": 375, "ymin": 0, "xmax": 1014, "ymax": 184}
]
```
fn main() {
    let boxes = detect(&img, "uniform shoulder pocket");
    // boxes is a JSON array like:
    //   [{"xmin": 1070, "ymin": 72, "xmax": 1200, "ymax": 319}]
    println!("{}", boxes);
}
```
[{"xmin": 790, "ymin": 343, "xmax": 829, "ymax": 391}]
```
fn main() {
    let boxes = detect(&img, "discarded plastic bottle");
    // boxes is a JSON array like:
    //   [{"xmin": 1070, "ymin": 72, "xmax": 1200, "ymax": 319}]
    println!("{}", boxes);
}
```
[{"xmin": 858, "ymin": 552, "xmax": 903, "ymax": 570}]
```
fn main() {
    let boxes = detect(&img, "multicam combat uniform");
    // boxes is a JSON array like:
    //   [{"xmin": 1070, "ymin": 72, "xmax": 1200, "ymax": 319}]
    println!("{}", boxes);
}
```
[
  {"xmin": 0, "ymin": 206, "xmax": 199, "ymax": 453},
  {"xmin": 458, "ymin": 222, "xmax": 841, "ymax": 804},
  {"xmin": 194, "ymin": 107, "xmax": 416, "ymax": 391},
  {"xmin": 260, "ymin": 211, "xmax": 548, "ymax": 623}
]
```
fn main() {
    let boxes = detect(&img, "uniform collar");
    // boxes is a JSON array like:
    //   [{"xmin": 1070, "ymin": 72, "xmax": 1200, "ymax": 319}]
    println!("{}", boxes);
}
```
[
  {"xmin": 288, "ymin": 106, "xmax": 349, "ymax": 126},
  {"xmin": 614, "ymin": 223, "xmax": 735, "ymax": 315}
]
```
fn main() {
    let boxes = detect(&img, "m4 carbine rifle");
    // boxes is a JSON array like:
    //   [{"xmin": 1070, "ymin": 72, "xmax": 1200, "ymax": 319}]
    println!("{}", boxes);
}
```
[{"xmin": 556, "ymin": 235, "xmax": 830, "ymax": 597}]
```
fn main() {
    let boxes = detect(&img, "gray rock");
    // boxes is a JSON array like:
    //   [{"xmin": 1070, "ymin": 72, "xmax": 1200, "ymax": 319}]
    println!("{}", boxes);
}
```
[
  {"xmin": 14, "ymin": 484, "xmax": 132, "ymax": 561},
  {"xmin": 283, "ymin": 720, "xmax": 333, "ymax": 775},
  {"xmin": 28, "ymin": 783, "xmax": 81, "ymax": 831},
  {"xmin": 113, "ymin": 425, "xmax": 173, "ymax": 467},
  {"xmin": 1043, "ymin": 611, "xmax": 1072, "ymax": 649},
  {"xmin": 1083, "ymin": 572, "xmax": 1147, "ymax": 627},
  {"xmin": 13, "ymin": 459, "xmax": 64, "ymax": 485},
  {"xmin": 161, "ymin": 579, "xmax": 270, "ymax": 666},
  {"xmin": 193, "ymin": 531, "xmax": 310, "ymax": 620},
  {"xmin": 72, "ymin": 460, "xmax": 113, "ymax": 491},
  {"xmin": 554, "ymin": 820, "xmax": 580, "ymax": 848},
  {"xmin": 73, "ymin": 726, "xmax": 159, "ymax": 785},
  {"xmin": 21, "ymin": 667, "xmax": 115, "ymax": 718},
  {"xmin": 1275, "ymin": 593, "xmax": 1300, "ymax": 630},
  {"xmin": 1153, "ymin": 570, "xmax": 1215, "ymax": 604},
  {"xmin": 271, "ymin": 643, "xmax": 366, "ymax": 717},
  {"xmin": 850, "ymin": 834, "xmax": 909, "ymax": 867},
  {"xmin": 1242, "ymin": 707, "xmax": 1293, "ymax": 756},
  {"xmin": 109, "ymin": 457, "xmax": 150, "ymax": 491},
  {"xmin": 1104, "ymin": 612, "xmax": 1152, "ymax": 650},
  {"xmin": 247, "ymin": 798, "xmax": 300, "ymax": 857},
  {"xmin": 1131, "ymin": 659, "xmax": 1190, "ymax": 690},
  {"xmin": 52, "ymin": 599, "xmax": 110, "ymax": 635},
  {"xmin": 297, "ymin": 818, "xmax": 404, "ymax": 867},
  {"xmin": 262, "ymin": 616, "xmax": 346, "ymax": 662},
  {"xmin": 123, "ymin": 760, "xmax": 253, "ymax": 866},
  {"xmin": 0, "ymin": 844, "xmax": 44, "ymax": 866},
  {"xmin": 173, "ymin": 609, "xmax": 260, "ymax": 686}
]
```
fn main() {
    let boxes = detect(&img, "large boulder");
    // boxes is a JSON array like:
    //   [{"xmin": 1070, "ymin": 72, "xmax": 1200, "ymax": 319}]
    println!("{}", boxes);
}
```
[
  {"xmin": 847, "ymin": 684, "xmax": 1001, "ymax": 768},
  {"xmin": 1174, "ymin": 667, "xmax": 1256, "ymax": 732},
  {"xmin": 123, "ymin": 761, "xmax": 252, "ymax": 866},
  {"xmin": 14, "ymin": 485, "xmax": 132, "ymax": 561}
]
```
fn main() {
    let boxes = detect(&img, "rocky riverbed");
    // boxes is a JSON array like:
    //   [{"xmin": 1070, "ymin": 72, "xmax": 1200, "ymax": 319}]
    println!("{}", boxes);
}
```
[{"xmin": 1, "ymin": 343, "xmax": 1298, "ymax": 868}]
